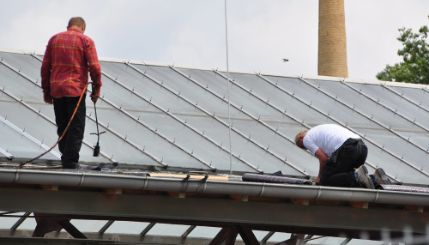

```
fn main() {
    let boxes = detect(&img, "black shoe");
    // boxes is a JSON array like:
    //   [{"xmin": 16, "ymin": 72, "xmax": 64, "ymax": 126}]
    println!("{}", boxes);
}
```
[{"xmin": 370, "ymin": 174, "xmax": 381, "ymax": 189}]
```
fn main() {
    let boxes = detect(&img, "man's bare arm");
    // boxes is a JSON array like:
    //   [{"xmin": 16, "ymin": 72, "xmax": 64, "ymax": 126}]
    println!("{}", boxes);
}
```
[{"xmin": 315, "ymin": 149, "xmax": 329, "ymax": 184}]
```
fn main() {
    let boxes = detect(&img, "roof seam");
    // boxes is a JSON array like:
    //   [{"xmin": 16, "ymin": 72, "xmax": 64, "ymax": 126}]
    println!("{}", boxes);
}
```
[
  {"xmin": 298, "ymin": 77, "xmax": 429, "ymax": 177},
  {"xmin": 169, "ymin": 66, "xmax": 305, "ymax": 174},
  {"xmin": 256, "ymin": 74, "xmax": 406, "ymax": 180},
  {"xmin": 342, "ymin": 81, "xmax": 429, "ymax": 141},
  {"xmin": 100, "ymin": 71, "xmax": 213, "ymax": 170},
  {"xmin": 124, "ymin": 63, "xmax": 261, "ymax": 172}
]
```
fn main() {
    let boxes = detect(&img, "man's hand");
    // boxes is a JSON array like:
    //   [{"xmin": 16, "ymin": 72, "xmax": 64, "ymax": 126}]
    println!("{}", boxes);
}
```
[
  {"xmin": 90, "ymin": 93, "xmax": 99, "ymax": 103},
  {"xmin": 315, "ymin": 176, "xmax": 321, "ymax": 185},
  {"xmin": 315, "ymin": 149, "xmax": 328, "ymax": 186},
  {"xmin": 44, "ymin": 93, "xmax": 53, "ymax": 104},
  {"xmin": 91, "ymin": 85, "xmax": 100, "ymax": 103}
]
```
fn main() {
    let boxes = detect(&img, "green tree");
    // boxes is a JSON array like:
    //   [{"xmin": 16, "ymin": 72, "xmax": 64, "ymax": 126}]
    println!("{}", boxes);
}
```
[{"xmin": 377, "ymin": 20, "xmax": 429, "ymax": 84}]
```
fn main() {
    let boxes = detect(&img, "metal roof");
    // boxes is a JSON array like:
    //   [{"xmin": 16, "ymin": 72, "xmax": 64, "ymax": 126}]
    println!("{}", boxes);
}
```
[
  {"xmin": 1, "ymin": 50, "xmax": 429, "ymax": 183},
  {"xmin": 1, "ymin": 50, "xmax": 429, "ymax": 244}
]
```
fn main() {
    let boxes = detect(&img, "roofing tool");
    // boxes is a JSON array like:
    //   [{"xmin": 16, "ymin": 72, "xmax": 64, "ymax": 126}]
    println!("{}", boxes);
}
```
[{"xmin": 91, "ymin": 100, "xmax": 105, "ymax": 157}]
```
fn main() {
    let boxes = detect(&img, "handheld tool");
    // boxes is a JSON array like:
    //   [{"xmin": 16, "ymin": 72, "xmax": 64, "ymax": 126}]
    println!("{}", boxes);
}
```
[{"xmin": 91, "ymin": 101, "xmax": 105, "ymax": 157}]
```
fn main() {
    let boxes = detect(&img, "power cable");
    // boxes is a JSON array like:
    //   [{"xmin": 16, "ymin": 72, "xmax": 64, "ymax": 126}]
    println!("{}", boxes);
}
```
[{"xmin": 224, "ymin": 0, "xmax": 233, "ymax": 174}]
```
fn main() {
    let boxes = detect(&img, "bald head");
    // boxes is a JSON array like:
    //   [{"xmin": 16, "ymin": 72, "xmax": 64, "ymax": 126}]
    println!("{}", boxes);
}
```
[{"xmin": 67, "ymin": 17, "xmax": 86, "ymax": 32}]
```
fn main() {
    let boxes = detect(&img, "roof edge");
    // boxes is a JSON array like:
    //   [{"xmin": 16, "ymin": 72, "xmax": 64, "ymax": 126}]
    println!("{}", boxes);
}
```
[{"xmin": 0, "ymin": 168, "xmax": 428, "ymax": 207}]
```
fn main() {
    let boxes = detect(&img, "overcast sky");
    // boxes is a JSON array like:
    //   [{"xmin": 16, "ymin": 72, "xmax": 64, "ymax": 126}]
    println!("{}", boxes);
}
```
[{"xmin": 0, "ymin": 0, "xmax": 428, "ymax": 81}]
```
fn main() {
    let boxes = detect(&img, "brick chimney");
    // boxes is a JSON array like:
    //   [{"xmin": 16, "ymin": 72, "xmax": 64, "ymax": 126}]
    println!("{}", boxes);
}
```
[{"xmin": 318, "ymin": 0, "xmax": 348, "ymax": 77}]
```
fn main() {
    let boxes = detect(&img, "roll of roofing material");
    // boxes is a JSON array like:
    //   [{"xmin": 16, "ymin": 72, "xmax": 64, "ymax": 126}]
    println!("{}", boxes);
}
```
[{"xmin": 242, "ymin": 173, "xmax": 313, "ymax": 185}]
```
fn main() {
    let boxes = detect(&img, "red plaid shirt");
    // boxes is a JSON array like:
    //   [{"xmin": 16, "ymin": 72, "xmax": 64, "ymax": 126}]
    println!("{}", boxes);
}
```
[{"xmin": 41, "ymin": 27, "xmax": 102, "ymax": 99}]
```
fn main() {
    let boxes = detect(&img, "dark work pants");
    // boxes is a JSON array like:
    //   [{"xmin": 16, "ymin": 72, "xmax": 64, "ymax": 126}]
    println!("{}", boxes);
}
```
[
  {"xmin": 320, "ymin": 138, "xmax": 368, "ymax": 187},
  {"xmin": 53, "ymin": 96, "xmax": 86, "ymax": 168}
]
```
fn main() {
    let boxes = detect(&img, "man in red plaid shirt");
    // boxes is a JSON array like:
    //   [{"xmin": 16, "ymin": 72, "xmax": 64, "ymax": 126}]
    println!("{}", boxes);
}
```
[{"xmin": 41, "ymin": 17, "xmax": 102, "ymax": 169}]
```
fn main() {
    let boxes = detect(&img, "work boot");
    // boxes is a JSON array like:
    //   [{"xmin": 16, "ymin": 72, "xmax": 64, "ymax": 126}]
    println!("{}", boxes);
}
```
[
  {"xmin": 355, "ymin": 165, "xmax": 375, "ymax": 189},
  {"xmin": 369, "ymin": 175, "xmax": 381, "ymax": 189},
  {"xmin": 374, "ymin": 168, "xmax": 392, "ymax": 184}
]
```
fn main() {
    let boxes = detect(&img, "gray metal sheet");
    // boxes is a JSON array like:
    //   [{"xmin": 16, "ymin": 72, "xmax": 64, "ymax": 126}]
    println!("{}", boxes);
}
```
[
  {"xmin": 98, "ymin": 72, "xmax": 246, "ymax": 170},
  {"xmin": 360, "ymin": 128, "xmax": 429, "ymax": 178},
  {"xmin": 0, "ymin": 64, "xmax": 41, "ymax": 103},
  {"xmin": 362, "ymin": 141, "xmax": 415, "ymax": 182},
  {"xmin": 303, "ymin": 79, "xmax": 429, "ymax": 182},
  {"xmin": 389, "ymin": 85, "xmax": 429, "ymax": 109},
  {"xmin": 136, "ymin": 65, "xmax": 232, "ymax": 117},
  {"xmin": 101, "ymin": 62, "xmax": 255, "ymax": 170},
  {"xmin": 269, "ymin": 77, "xmax": 376, "ymax": 129},
  {"xmin": 141, "ymin": 65, "xmax": 306, "ymax": 173},
  {"xmin": 346, "ymin": 82, "xmax": 428, "ymax": 132},
  {"xmin": 1, "ymin": 51, "xmax": 429, "ymax": 185},
  {"xmin": 101, "ymin": 62, "xmax": 202, "ymax": 115},
  {"xmin": 0, "ymin": 147, "xmax": 13, "ymax": 159},
  {"xmin": 0, "ymin": 98, "xmax": 56, "ymax": 144},
  {"xmin": 167, "ymin": 68, "xmax": 307, "ymax": 174},
  {"xmin": 0, "ymin": 117, "xmax": 58, "ymax": 159},
  {"xmin": 362, "ymin": 129, "xmax": 429, "ymax": 184},
  {"xmin": 0, "ymin": 52, "xmax": 41, "ymax": 81},
  {"xmin": 0, "ymin": 56, "xmax": 207, "ymax": 167},
  {"xmin": 0, "ymin": 54, "xmax": 112, "ymax": 162},
  {"xmin": 104, "ymin": 63, "xmax": 303, "ymax": 174},
  {"xmin": 222, "ymin": 72, "xmax": 332, "ymax": 125},
  {"xmin": 95, "ymin": 106, "xmax": 219, "ymax": 169},
  {"xmin": 231, "ymin": 119, "xmax": 317, "ymax": 175},
  {"xmin": 0, "ymin": 93, "xmax": 110, "ymax": 163},
  {"xmin": 179, "ymin": 69, "xmax": 299, "ymax": 121}
]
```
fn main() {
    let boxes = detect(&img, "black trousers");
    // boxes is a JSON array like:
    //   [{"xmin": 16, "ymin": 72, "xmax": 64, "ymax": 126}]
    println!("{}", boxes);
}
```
[
  {"xmin": 53, "ymin": 96, "xmax": 86, "ymax": 168},
  {"xmin": 320, "ymin": 138, "xmax": 368, "ymax": 187}
]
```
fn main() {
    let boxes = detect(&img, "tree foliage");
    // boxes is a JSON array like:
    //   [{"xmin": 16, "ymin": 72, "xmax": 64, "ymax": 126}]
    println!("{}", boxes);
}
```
[{"xmin": 377, "ymin": 19, "xmax": 429, "ymax": 84}]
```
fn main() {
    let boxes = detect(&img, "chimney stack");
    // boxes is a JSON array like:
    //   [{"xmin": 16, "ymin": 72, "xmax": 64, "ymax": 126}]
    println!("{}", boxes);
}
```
[{"xmin": 318, "ymin": 0, "xmax": 348, "ymax": 77}]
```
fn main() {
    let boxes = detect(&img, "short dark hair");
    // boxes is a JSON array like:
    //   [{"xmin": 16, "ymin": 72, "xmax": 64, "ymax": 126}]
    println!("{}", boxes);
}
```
[{"xmin": 67, "ymin": 17, "xmax": 86, "ymax": 30}]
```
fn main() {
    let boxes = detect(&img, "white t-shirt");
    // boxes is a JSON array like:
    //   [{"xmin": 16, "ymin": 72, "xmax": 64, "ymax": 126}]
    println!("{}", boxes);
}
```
[{"xmin": 303, "ymin": 124, "xmax": 360, "ymax": 157}]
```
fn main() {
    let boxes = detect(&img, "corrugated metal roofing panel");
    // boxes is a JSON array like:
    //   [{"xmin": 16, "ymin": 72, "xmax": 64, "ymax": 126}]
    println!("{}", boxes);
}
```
[
  {"xmin": 1, "ymin": 50, "xmax": 429, "ymax": 184},
  {"xmin": 304, "ymin": 79, "xmax": 429, "ymax": 183},
  {"xmin": 0, "ymin": 115, "xmax": 59, "ymax": 159},
  {"xmin": 347, "ymin": 83, "xmax": 429, "ymax": 130},
  {"xmin": 390, "ymin": 85, "xmax": 429, "ymax": 109}
]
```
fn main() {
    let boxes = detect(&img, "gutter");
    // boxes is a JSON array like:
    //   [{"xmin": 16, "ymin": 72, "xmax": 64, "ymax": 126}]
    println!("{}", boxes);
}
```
[{"xmin": 0, "ymin": 168, "xmax": 428, "ymax": 207}]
